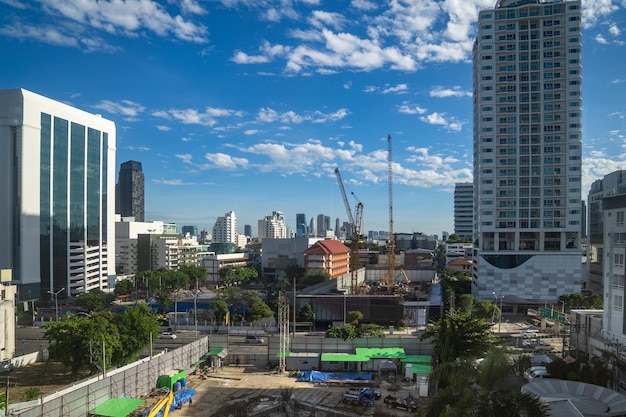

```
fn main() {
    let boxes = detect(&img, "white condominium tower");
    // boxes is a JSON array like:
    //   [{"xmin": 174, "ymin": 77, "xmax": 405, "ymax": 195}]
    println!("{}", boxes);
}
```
[
  {"xmin": 472, "ymin": 0, "xmax": 583, "ymax": 307},
  {"xmin": 212, "ymin": 211, "xmax": 237, "ymax": 244},
  {"xmin": 0, "ymin": 89, "xmax": 116, "ymax": 298}
]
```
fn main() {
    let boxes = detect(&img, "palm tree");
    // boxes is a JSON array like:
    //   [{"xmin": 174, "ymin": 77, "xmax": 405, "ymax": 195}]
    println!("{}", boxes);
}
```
[{"xmin": 420, "ymin": 348, "xmax": 548, "ymax": 417}]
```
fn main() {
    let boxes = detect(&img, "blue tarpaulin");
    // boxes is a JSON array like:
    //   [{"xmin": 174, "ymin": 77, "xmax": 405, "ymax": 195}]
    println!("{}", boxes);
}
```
[{"xmin": 296, "ymin": 370, "xmax": 372, "ymax": 382}]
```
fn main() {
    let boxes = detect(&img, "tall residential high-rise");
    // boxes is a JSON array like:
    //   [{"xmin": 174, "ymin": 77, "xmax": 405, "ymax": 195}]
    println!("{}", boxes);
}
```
[
  {"xmin": 0, "ymin": 89, "xmax": 116, "ymax": 298},
  {"xmin": 587, "ymin": 171, "xmax": 626, "ymax": 343},
  {"xmin": 258, "ymin": 211, "xmax": 287, "ymax": 242},
  {"xmin": 587, "ymin": 171, "xmax": 626, "ymax": 295},
  {"xmin": 117, "ymin": 160, "xmax": 145, "ymax": 222},
  {"xmin": 472, "ymin": 0, "xmax": 583, "ymax": 304},
  {"xmin": 454, "ymin": 183, "xmax": 474, "ymax": 240},
  {"xmin": 296, "ymin": 213, "xmax": 307, "ymax": 237},
  {"xmin": 212, "ymin": 211, "xmax": 237, "ymax": 244}
]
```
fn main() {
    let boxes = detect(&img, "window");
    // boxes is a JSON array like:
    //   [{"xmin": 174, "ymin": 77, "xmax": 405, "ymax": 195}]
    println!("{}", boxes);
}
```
[{"xmin": 614, "ymin": 295, "xmax": 623, "ymax": 312}]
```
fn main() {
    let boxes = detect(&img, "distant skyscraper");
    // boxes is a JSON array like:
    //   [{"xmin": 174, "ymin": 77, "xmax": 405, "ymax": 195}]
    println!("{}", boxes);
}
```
[
  {"xmin": 316, "ymin": 214, "xmax": 326, "ymax": 236},
  {"xmin": 472, "ymin": 0, "xmax": 583, "ymax": 303},
  {"xmin": 181, "ymin": 225, "xmax": 198, "ymax": 237},
  {"xmin": 335, "ymin": 217, "xmax": 341, "ymax": 237},
  {"xmin": 309, "ymin": 217, "xmax": 316, "ymax": 237},
  {"xmin": 212, "ymin": 211, "xmax": 237, "ymax": 243},
  {"xmin": 0, "ymin": 88, "xmax": 116, "ymax": 298},
  {"xmin": 454, "ymin": 183, "xmax": 473, "ymax": 240},
  {"xmin": 117, "ymin": 160, "xmax": 145, "ymax": 222},
  {"xmin": 258, "ymin": 211, "xmax": 287, "ymax": 242},
  {"xmin": 296, "ymin": 213, "xmax": 307, "ymax": 237},
  {"xmin": 244, "ymin": 224, "xmax": 252, "ymax": 238}
]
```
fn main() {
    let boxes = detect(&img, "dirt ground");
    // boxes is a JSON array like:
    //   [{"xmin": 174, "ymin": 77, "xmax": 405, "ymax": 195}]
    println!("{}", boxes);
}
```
[{"xmin": 3, "ymin": 361, "xmax": 92, "ymax": 403}]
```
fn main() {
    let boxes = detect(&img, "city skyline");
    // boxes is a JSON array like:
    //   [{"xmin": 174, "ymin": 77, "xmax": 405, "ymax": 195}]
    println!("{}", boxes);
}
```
[{"xmin": 1, "ymin": 1, "xmax": 625, "ymax": 235}]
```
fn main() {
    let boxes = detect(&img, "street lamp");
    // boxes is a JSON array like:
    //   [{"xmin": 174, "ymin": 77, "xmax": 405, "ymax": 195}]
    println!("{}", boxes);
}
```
[
  {"xmin": 47, "ymin": 288, "xmax": 65, "ymax": 322},
  {"xmin": 193, "ymin": 289, "xmax": 200, "ymax": 336},
  {"xmin": 560, "ymin": 300, "xmax": 566, "ymax": 313},
  {"xmin": 491, "ymin": 292, "xmax": 498, "ymax": 325},
  {"xmin": 498, "ymin": 294, "xmax": 504, "ymax": 333}
]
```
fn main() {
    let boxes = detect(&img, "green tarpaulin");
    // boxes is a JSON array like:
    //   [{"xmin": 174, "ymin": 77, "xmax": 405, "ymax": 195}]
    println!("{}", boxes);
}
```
[
  {"xmin": 321, "ymin": 353, "xmax": 368, "ymax": 362},
  {"xmin": 90, "ymin": 397, "xmax": 145, "ymax": 417},
  {"xmin": 401, "ymin": 355, "xmax": 431, "ymax": 364}
]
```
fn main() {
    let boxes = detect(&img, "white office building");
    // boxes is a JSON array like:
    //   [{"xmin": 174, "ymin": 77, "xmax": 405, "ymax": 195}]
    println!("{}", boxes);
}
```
[
  {"xmin": 0, "ymin": 89, "xmax": 116, "ymax": 298},
  {"xmin": 472, "ymin": 0, "xmax": 583, "ymax": 306}
]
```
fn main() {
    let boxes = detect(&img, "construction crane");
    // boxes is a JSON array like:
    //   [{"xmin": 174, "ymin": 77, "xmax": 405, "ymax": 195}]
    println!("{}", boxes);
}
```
[
  {"xmin": 383, "ymin": 135, "xmax": 409, "ymax": 287},
  {"xmin": 383, "ymin": 134, "xmax": 395, "ymax": 286},
  {"xmin": 335, "ymin": 167, "xmax": 363, "ymax": 293}
]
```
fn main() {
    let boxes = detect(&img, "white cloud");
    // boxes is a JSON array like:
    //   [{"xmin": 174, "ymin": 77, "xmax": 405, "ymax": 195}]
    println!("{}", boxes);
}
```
[
  {"xmin": 153, "ymin": 179, "xmax": 195, "ymax": 185},
  {"xmin": 398, "ymin": 103, "xmax": 427, "ymax": 115},
  {"xmin": 244, "ymin": 129, "xmax": 259, "ymax": 135},
  {"xmin": 420, "ymin": 112, "xmax": 464, "ymax": 132},
  {"xmin": 156, "ymin": 125, "xmax": 171, "ymax": 131},
  {"xmin": 430, "ymin": 86, "xmax": 471, "ymax": 98},
  {"xmin": 176, "ymin": 154, "xmax": 193, "ymax": 164},
  {"xmin": 152, "ymin": 106, "xmax": 243, "ymax": 126},
  {"xmin": 126, "ymin": 145, "xmax": 151, "ymax": 151},
  {"xmin": 41, "ymin": 0, "xmax": 209, "ymax": 42},
  {"xmin": 595, "ymin": 33, "xmax": 609, "ymax": 44},
  {"xmin": 231, "ymin": 51, "xmax": 270, "ymax": 64},
  {"xmin": 204, "ymin": 152, "xmax": 249, "ymax": 170},
  {"xmin": 351, "ymin": 0, "xmax": 377, "ymax": 11},
  {"xmin": 609, "ymin": 23, "xmax": 621, "ymax": 36},
  {"xmin": 93, "ymin": 99, "xmax": 145, "ymax": 119},
  {"xmin": 181, "ymin": 137, "xmax": 192, "ymax": 142},
  {"xmin": 308, "ymin": 10, "xmax": 345, "ymax": 30},
  {"xmin": 382, "ymin": 84, "xmax": 408, "ymax": 94},
  {"xmin": 343, "ymin": 81, "xmax": 352, "ymax": 89},
  {"xmin": 256, "ymin": 107, "xmax": 348, "ymax": 124},
  {"xmin": 609, "ymin": 112, "xmax": 625, "ymax": 119},
  {"xmin": 582, "ymin": 0, "xmax": 619, "ymax": 28}
]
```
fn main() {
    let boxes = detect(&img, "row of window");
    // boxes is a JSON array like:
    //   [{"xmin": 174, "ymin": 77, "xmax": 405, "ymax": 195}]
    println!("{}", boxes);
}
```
[{"xmin": 480, "ymin": 220, "xmax": 579, "ymax": 229}]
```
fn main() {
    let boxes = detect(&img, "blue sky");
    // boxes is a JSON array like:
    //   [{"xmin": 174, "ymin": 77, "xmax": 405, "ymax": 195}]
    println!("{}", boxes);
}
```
[{"xmin": 1, "ymin": 0, "xmax": 625, "ymax": 237}]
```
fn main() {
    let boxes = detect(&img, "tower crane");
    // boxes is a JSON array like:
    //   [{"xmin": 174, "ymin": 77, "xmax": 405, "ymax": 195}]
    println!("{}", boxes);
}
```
[
  {"xmin": 383, "ymin": 135, "xmax": 409, "ymax": 287},
  {"xmin": 383, "ymin": 134, "xmax": 395, "ymax": 286},
  {"xmin": 335, "ymin": 167, "xmax": 363, "ymax": 293}
]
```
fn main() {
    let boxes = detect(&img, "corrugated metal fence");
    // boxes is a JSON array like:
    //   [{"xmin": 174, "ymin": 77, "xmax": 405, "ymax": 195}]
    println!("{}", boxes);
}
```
[{"xmin": 11, "ymin": 337, "xmax": 208, "ymax": 417}]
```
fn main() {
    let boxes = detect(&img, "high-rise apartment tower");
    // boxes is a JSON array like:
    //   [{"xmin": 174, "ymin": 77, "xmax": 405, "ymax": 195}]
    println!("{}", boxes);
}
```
[
  {"xmin": 472, "ymin": 0, "xmax": 583, "ymax": 305},
  {"xmin": 454, "ymin": 183, "xmax": 474, "ymax": 240},
  {"xmin": 117, "ymin": 160, "xmax": 145, "ymax": 222}
]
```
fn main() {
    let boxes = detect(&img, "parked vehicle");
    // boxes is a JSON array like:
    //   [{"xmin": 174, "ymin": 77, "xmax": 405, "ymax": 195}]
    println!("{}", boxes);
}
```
[
  {"xmin": 342, "ymin": 388, "xmax": 376, "ymax": 406},
  {"xmin": 520, "ymin": 330, "xmax": 539, "ymax": 338},
  {"xmin": 383, "ymin": 394, "xmax": 418, "ymax": 412},
  {"xmin": 345, "ymin": 387, "xmax": 381, "ymax": 399},
  {"xmin": 245, "ymin": 335, "xmax": 264, "ymax": 344},
  {"xmin": 523, "ymin": 366, "xmax": 548, "ymax": 382},
  {"xmin": 522, "ymin": 338, "xmax": 538, "ymax": 347}
]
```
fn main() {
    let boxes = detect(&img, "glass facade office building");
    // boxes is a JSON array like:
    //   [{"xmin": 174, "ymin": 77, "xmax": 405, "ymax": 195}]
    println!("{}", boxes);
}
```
[
  {"xmin": 472, "ymin": 0, "xmax": 583, "ymax": 305},
  {"xmin": 0, "ymin": 89, "xmax": 116, "ymax": 299}
]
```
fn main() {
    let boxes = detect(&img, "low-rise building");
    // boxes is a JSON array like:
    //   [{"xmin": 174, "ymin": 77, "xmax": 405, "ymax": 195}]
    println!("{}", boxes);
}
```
[{"xmin": 303, "ymin": 240, "xmax": 350, "ymax": 279}]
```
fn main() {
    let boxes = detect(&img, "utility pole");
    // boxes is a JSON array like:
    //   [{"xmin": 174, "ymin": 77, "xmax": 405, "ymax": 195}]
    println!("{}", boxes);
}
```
[{"xmin": 293, "ymin": 276, "xmax": 296, "ymax": 338}]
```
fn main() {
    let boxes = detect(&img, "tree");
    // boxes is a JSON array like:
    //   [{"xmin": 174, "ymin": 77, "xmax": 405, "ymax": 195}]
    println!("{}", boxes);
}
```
[
  {"xmin": 218, "ymin": 266, "xmax": 258, "ymax": 287},
  {"xmin": 212, "ymin": 299, "xmax": 229, "ymax": 326},
  {"xmin": 75, "ymin": 289, "xmax": 116, "ymax": 312},
  {"xmin": 114, "ymin": 279, "xmax": 134, "ymax": 296},
  {"xmin": 147, "ymin": 268, "xmax": 190, "ymax": 312},
  {"xmin": 44, "ymin": 312, "xmax": 121, "ymax": 375},
  {"xmin": 115, "ymin": 304, "xmax": 160, "ymax": 365},
  {"xmin": 421, "ymin": 310, "xmax": 496, "ymax": 364},
  {"xmin": 178, "ymin": 264, "xmax": 208, "ymax": 288},
  {"xmin": 474, "ymin": 299, "xmax": 500, "ymax": 322},
  {"xmin": 299, "ymin": 303, "xmax": 315, "ymax": 322},
  {"xmin": 346, "ymin": 310, "xmax": 363, "ymax": 325},
  {"xmin": 422, "ymin": 348, "xmax": 549, "ymax": 417},
  {"xmin": 300, "ymin": 269, "xmax": 330, "ymax": 287}
]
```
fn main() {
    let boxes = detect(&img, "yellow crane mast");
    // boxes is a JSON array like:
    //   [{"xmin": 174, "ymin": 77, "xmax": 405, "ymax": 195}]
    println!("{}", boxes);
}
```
[
  {"xmin": 335, "ymin": 167, "xmax": 363, "ymax": 293},
  {"xmin": 383, "ymin": 134, "xmax": 395, "ymax": 286}
]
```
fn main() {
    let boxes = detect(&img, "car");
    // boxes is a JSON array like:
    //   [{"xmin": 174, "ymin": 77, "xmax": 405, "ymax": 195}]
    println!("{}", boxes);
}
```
[
  {"xmin": 523, "ymin": 366, "xmax": 547, "ymax": 380},
  {"xmin": 525, "ymin": 368, "xmax": 549, "ymax": 382},
  {"xmin": 245, "ymin": 335, "xmax": 264, "ymax": 344},
  {"xmin": 522, "ymin": 338, "xmax": 538, "ymax": 347},
  {"xmin": 159, "ymin": 332, "xmax": 177, "ymax": 340},
  {"xmin": 520, "ymin": 330, "xmax": 539, "ymax": 338}
]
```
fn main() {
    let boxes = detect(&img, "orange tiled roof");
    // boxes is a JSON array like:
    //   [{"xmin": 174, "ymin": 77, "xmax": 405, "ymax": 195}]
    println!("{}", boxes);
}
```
[{"xmin": 304, "ymin": 239, "xmax": 350, "ymax": 255}]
